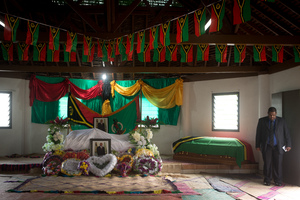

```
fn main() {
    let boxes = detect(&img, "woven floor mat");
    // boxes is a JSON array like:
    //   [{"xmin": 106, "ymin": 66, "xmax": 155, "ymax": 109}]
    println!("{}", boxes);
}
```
[
  {"xmin": 9, "ymin": 175, "xmax": 185, "ymax": 194},
  {"xmin": 166, "ymin": 174, "xmax": 212, "ymax": 190}
]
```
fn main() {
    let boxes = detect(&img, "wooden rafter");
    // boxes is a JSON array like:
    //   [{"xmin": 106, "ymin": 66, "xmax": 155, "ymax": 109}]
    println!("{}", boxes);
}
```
[
  {"xmin": 260, "ymin": 1, "xmax": 300, "ymax": 31},
  {"xmin": 251, "ymin": 4, "xmax": 294, "ymax": 36},
  {"xmin": 149, "ymin": 0, "xmax": 173, "ymax": 27},
  {"xmin": 64, "ymin": 0, "xmax": 103, "ymax": 33},
  {"xmin": 112, "ymin": 0, "xmax": 141, "ymax": 33}
]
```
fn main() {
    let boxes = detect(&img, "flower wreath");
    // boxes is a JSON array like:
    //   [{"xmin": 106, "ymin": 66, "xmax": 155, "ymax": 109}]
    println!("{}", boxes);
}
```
[
  {"xmin": 133, "ymin": 155, "xmax": 162, "ymax": 175},
  {"xmin": 86, "ymin": 154, "xmax": 117, "ymax": 177},
  {"xmin": 42, "ymin": 155, "xmax": 63, "ymax": 168},
  {"xmin": 43, "ymin": 161, "xmax": 61, "ymax": 176},
  {"xmin": 114, "ymin": 154, "xmax": 134, "ymax": 176},
  {"xmin": 61, "ymin": 158, "xmax": 82, "ymax": 176}
]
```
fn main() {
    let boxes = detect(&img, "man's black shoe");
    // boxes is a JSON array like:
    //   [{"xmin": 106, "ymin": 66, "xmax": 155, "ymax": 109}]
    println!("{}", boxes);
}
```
[
  {"xmin": 263, "ymin": 181, "xmax": 270, "ymax": 186},
  {"xmin": 275, "ymin": 182, "xmax": 282, "ymax": 186}
]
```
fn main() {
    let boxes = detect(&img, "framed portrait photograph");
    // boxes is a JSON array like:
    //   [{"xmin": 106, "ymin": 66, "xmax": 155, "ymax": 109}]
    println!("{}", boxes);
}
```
[
  {"xmin": 94, "ymin": 117, "xmax": 108, "ymax": 132},
  {"xmin": 90, "ymin": 139, "xmax": 111, "ymax": 157}
]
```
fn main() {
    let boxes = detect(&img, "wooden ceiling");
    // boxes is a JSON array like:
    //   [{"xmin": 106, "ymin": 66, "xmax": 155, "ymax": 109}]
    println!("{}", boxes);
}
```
[{"xmin": 0, "ymin": 0, "xmax": 299, "ymax": 82}]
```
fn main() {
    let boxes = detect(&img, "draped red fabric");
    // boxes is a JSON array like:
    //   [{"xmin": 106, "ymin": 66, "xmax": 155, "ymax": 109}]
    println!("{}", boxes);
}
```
[
  {"xmin": 69, "ymin": 81, "xmax": 103, "ymax": 100},
  {"xmin": 29, "ymin": 75, "xmax": 103, "ymax": 106}
]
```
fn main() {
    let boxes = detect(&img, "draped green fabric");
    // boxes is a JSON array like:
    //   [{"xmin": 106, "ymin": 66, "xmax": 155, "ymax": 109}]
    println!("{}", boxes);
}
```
[{"xmin": 31, "ymin": 76, "xmax": 103, "ymax": 128}]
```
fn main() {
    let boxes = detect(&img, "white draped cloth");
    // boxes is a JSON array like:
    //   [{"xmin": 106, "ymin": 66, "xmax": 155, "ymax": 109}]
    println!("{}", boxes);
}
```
[{"xmin": 63, "ymin": 128, "xmax": 135, "ymax": 152}]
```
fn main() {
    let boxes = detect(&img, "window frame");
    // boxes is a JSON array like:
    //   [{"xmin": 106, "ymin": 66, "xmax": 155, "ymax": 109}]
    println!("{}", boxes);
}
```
[
  {"xmin": 0, "ymin": 91, "xmax": 12, "ymax": 129},
  {"xmin": 212, "ymin": 92, "xmax": 240, "ymax": 132}
]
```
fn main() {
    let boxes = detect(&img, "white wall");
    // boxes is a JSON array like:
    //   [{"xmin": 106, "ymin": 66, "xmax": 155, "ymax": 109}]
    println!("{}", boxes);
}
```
[
  {"xmin": 0, "ymin": 78, "xmax": 26, "ymax": 156},
  {"xmin": 179, "ymin": 76, "xmax": 260, "ymax": 161},
  {"xmin": 0, "ymin": 65, "xmax": 299, "ymax": 158}
]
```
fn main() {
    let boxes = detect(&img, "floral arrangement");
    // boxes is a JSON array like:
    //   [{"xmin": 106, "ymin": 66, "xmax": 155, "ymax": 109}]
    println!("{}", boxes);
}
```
[
  {"xmin": 133, "ymin": 155, "xmax": 162, "ymax": 175},
  {"xmin": 87, "ymin": 154, "xmax": 118, "ymax": 177},
  {"xmin": 42, "ymin": 117, "xmax": 69, "ymax": 153},
  {"xmin": 78, "ymin": 161, "xmax": 90, "ymax": 176},
  {"xmin": 114, "ymin": 153, "xmax": 134, "ymax": 176},
  {"xmin": 47, "ymin": 116, "xmax": 69, "ymax": 130},
  {"xmin": 136, "ymin": 116, "xmax": 159, "ymax": 128},
  {"xmin": 129, "ymin": 116, "xmax": 160, "ymax": 158},
  {"xmin": 116, "ymin": 162, "xmax": 132, "ymax": 176},
  {"xmin": 43, "ymin": 161, "xmax": 61, "ymax": 176}
]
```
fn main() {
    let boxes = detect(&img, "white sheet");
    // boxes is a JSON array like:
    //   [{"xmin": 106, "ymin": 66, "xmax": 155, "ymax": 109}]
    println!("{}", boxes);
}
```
[{"xmin": 63, "ymin": 128, "xmax": 135, "ymax": 152}]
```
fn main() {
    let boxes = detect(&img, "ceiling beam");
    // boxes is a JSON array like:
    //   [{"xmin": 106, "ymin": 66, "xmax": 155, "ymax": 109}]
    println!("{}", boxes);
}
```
[
  {"xmin": 0, "ymin": 65, "xmax": 266, "ymax": 74},
  {"xmin": 3, "ymin": 31, "xmax": 299, "ymax": 46}
]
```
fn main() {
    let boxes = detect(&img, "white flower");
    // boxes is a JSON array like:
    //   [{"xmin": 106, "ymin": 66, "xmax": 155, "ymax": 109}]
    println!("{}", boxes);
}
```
[
  {"xmin": 46, "ymin": 135, "xmax": 52, "ymax": 143},
  {"xmin": 132, "ymin": 131, "xmax": 141, "ymax": 142},
  {"xmin": 140, "ymin": 136, "xmax": 145, "ymax": 141},
  {"xmin": 137, "ymin": 141, "xmax": 143, "ymax": 146},
  {"xmin": 147, "ymin": 144, "xmax": 160, "ymax": 156},
  {"xmin": 53, "ymin": 135, "xmax": 58, "ymax": 141},
  {"xmin": 146, "ymin": 129, "xmax": 153, "ymax": 141}
]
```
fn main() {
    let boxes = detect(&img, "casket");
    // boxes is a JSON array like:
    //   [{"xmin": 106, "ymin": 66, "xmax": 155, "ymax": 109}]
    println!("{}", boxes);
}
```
[{"xmin": 172, "ymin": 136, "xmax": 255, "ymax": 167}]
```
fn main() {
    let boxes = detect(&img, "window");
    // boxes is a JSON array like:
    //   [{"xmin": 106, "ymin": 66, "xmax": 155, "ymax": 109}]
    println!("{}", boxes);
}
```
[
  {"xmin": 140, "ymin": 96, "xmax": 159, "ymax": 128},
  {"xmin": 58, "ymin": 96, "xmax": 82, "ymax": 119},
  {"xmin": 0, "ymin": 92, "xmax": 12, "ymax": 129},
  {"xmin": 212, "ymin": 92, "xmax": 239, "ymax": 131},
  {"xmin": 58, "ymin": 96, "xmax": 69, "ymax": 118}
]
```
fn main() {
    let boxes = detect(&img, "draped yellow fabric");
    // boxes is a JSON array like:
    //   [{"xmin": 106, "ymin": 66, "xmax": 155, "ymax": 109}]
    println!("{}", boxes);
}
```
[
  {"xmin": 110, "ymin": 80, "xmax": 142, "ymax": 98},
  {"xmin": 102, "ymin": 99, "xmax": 112, "ymax": 115},
  {"xmin": 110, "ymin": 78, "xmax": 183, "ymax": 109}
]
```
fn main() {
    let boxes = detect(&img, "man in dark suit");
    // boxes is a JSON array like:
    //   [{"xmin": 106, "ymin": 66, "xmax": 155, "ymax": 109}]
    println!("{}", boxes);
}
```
[
  {"xmin": 256, "ymin": 107, "xmax": 292, "ymax": 186},
  {"xmin": 97, "ymin": 119, "xmax": 106, "ymax": 132},
  {"xmin": 96, "ymin": 142, "xmax": 106, "ymax": 156}
]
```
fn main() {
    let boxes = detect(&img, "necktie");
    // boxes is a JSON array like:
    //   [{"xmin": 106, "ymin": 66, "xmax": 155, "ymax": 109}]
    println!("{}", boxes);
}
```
[{"xmin": 269, "ymin": 121, "xmax": 274, "ymax": 147}]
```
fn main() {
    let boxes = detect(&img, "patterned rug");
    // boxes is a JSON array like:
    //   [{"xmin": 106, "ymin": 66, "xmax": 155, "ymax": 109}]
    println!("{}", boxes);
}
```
[
  {"xmin": 221, "ymin": 176, "xmax": 300, "ymax": 200},
  {"xmin": 182, "ymin": 189, "xmax": 235, "ymax": 200},
  {"xmin": 7, "ymin": 175, "xmax": 200, "ymax": 196}
]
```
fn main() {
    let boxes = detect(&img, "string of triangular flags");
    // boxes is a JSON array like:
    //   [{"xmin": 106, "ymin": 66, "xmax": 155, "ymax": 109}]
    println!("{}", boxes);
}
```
[{"xmin": 1, "ymin": 0, "xmax": 299, "ymax": 63}]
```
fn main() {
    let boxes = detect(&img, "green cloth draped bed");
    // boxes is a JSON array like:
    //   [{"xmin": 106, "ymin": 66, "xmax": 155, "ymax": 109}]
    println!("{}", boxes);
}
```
[{"xmin": 172, "ymin": 136, "xmax": 255, "ymax": 167}]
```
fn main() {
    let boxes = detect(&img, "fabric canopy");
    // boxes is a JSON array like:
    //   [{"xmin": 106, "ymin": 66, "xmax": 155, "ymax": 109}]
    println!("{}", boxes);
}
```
[
  {"xmin": 29, "ymin": 75, "xmax": 103, "ymax": 106},
  {"xmin": 110, "ymin": 78, "xmax": 183, "ymax": 109}
]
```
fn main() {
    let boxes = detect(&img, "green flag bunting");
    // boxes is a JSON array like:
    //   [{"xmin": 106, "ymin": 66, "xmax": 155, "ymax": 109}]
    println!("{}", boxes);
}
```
[{"xmin": 176, "ymin": 15, "xmax": 189, "ymax": 44}]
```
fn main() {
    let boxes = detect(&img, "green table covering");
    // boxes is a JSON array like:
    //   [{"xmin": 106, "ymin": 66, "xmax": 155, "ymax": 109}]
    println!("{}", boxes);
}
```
[{"xmin": 173, "ymin": 136, "xmax": 246, "ymax": 167}]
